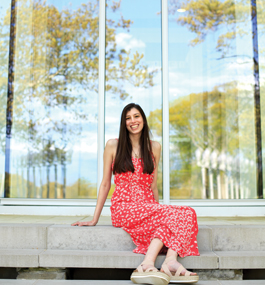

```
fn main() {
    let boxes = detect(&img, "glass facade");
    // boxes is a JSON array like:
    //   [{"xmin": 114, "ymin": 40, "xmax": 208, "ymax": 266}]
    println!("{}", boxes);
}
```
[{"xmin": 0, "ymin": 0, "xmax": 264, "ymax": 201}]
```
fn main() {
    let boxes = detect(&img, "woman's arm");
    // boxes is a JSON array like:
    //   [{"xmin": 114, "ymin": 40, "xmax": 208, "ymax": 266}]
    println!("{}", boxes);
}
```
[
  {"xmin": 150, "ymin": 141, "xmax": 161, "ymax": 203},
  {"xmin": 71, "ymin": 139, "xmax": 117, "ymax": 226}
]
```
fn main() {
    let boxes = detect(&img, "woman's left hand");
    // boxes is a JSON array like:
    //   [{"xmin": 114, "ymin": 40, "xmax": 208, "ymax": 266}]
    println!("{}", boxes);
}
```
[{"xmin": 71, "ymin": 220, "xmax": 97, "ymax": 226}]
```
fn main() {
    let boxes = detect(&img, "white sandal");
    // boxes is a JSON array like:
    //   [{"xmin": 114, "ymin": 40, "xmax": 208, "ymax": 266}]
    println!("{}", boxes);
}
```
[
  {"xmin": 161, "ymin": 256, "xmax": 199, "ymax": 284},
  {"xmin": 131, "ymin": 259, "xmax": 170, "ymax": 285}
]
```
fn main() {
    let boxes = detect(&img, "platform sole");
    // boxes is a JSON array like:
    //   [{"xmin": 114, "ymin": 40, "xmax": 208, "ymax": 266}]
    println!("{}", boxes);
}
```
[
  {"xmin": 131, "ymin": 271, "xmax": 170, "ymax": 285},
  {"xmin": 170, "ymin": 275, "xmax": 199, "ymax": 283}
]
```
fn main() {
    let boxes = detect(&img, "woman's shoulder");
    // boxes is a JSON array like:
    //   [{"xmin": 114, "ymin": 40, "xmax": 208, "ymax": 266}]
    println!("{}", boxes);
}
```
[
  {"xmin": 151, "ymin": 141, "xmax": 161, "ymax": 159},
  {"xmin": 105, "ymin": 139, "xmax": 118, "ymax": 152},
  {"xmin": 151, "ymin": 140, "xmax": 161, "ymax": 151},
  {"xmin": 106, "ymin": 138, "xmax": 118, "ymax": 146},
  {"xmin": 105, "ymin": 139, "xmax": 118, "ymax": 161}
]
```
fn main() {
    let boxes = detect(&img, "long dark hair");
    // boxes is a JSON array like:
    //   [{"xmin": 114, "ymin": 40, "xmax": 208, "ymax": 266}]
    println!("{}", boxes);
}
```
[{"xmin": 113, "ymin": 103, "xmax": 154, "ymax": 174}]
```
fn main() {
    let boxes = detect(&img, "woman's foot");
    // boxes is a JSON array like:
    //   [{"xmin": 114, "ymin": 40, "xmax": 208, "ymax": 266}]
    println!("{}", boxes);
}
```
[
  {"xmin": 161, "ymin": 255, "xmax": 199, "ymax": 284},
  {"xmin": 162, "ymin": 258, "xmax": 197, "ymax": 276},
  {"xmin": 131, "ymin": 260, "xmax": 170, "ymax": 285}
]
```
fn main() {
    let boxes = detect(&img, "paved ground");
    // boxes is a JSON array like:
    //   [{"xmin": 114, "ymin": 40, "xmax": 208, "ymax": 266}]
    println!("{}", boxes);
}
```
[
  {"xmin": 0, "ymin": 280, "xmax": 264, "ymax": 284},
  {"xmin": 0, "ymin": 215, "xmax": 264, "ymax": 225}
]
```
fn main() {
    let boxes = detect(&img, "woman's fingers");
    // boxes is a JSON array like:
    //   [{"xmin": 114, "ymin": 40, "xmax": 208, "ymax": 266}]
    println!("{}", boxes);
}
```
[{"xmin": 71, "ymin": 221, "xmax": 95, "ymax": 226}]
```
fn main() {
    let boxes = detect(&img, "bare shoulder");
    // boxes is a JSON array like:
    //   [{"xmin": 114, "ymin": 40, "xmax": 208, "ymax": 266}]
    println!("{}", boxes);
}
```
[
  {"xmin": 106, "ymin": 139, "xmax": 118, "ymax": 148},
  {"xmin": 105, "ymin": 139, "xmax": 118, "ymax": 155},
  {"xmin": 151, "ymin": 141, "xmax": 161, "ymax": 155}
]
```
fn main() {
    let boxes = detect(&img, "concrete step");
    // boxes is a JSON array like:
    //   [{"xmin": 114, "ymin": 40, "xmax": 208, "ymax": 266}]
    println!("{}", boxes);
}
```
[
  {"xmin": 39, "ymin": 250, "xmax": 217, "ymax": 269},
  {"xmin": 1, "ymin": 249, "xmax": 265, "ymax": 269},
  {"xmin": 0, "ymin": 280, "xmax": 264, "ymax": 285},
  {"xmin": 0, "ymin": 223, "xmax": 264, "ymax": 271},
  {"xmin": 1, "ymin": 224, "xmax": 265, "ymax": 252},
  {"xmin": 0, "ymin": 249, "xmax": 217, "ymax": 268}
]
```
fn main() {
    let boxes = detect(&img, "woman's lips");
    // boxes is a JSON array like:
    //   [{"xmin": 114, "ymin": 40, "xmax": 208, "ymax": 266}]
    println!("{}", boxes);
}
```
[{"xmin": 131, "ymin": 124, "xmax": 139, "ymax": 130}]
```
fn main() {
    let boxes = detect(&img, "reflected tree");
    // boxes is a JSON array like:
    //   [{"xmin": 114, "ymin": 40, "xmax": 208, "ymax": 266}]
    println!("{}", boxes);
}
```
[
  {"xmin": 0, "ymin": 0, "xmax": 157, "ymax": 198},
  {"xmin": 149, "ymin": 82, "xmax": 256, "ymax": 199},
  {"xmin": 168, "ymin": 0, "xmax": 264, "ymax": 198}
]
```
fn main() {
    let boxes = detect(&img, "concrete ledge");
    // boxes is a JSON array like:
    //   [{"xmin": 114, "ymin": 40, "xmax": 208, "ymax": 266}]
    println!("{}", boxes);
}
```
[
  {"xmin": 47, "ymin": 225, "xmax": 212, "ymax": 251},
  {"xmin": 47, "ymin": 225, "xmax": 135, "ymax": 251},
  {"xmin": 215, "ymin": 251, "xmax": 265, "ymax": 269},
  {"xmin": 0, "ymin": 224, "xmax": 51, "ymax": 249},
  {"xmin": 196, "ymin": 226, "xmax": 212, "ymax": 251},
  {"xmin": 211, "ymin": 225, "xmax": 265, "ymax": 251},
  {"xmin": 0, "ymin": 249, "xmax": 43, "ymax": 267},
  {"xmin": 0, "ymin": 224, "xmax": 214, "ymax": 252},
  {"xmin": 39, "ymin": 250, "xmax": 217, "ymax": 269}
]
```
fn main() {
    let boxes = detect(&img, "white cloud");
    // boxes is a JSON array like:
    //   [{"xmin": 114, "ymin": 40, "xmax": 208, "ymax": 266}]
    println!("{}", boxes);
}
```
[{"xmin": 116, "ymin": 33, "xmax": 146, "ymax": 51}]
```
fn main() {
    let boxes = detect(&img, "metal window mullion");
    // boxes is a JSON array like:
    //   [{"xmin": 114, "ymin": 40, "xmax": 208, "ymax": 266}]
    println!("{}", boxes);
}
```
[
  {"xmin": 97, "ymin": 0, "xmax": 106, "ymax": 195},
  {"xmin": 162, "ymin": 0, "xmax": 170, "ymax": 204}
]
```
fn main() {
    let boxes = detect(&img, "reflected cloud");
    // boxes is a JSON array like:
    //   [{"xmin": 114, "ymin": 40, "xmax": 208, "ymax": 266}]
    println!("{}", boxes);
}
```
[{"xmin": 116, "ymin": 32, "xmax": 146, "ymax": 51}]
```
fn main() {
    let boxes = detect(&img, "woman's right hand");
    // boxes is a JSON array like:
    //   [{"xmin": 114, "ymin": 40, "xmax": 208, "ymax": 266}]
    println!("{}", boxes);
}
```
[{"xmin": 71, "ymin": 220, "xmax": 97, "ymax": 226}]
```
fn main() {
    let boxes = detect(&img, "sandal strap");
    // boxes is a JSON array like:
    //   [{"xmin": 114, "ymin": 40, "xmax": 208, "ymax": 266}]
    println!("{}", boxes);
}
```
[
  {"xmin": 137, "ymin": 260, "xmax": 158, "ymax": 273},
  {"xmin": 161, "ymin": 255, "xmax": 177, "ymax": 276},
  {"xmin": 185, "ymin": 270, "xmax": 192, "ymax": 276},
  {"xmin": 175, "ymin": 265, "xmax": 185, "ymax": 276},
  {"xmin": 145, "ymin": 266, "xmax": 158, "ymax": 272},
  {"xmin": 161, "ymin": 263, "xmax": 172, "ymax": 277}
]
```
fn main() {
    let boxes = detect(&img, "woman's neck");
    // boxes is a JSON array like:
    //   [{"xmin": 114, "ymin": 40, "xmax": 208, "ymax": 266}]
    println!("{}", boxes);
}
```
[{"xmin": 129, "ymin": 133, "xmax": 141, "ymax": 149}]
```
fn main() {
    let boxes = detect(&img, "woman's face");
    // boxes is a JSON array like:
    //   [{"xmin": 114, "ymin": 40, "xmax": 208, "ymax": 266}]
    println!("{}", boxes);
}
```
[{"xmin": 125, "ymin": 108, "xmax": 144, "ymax": 135}]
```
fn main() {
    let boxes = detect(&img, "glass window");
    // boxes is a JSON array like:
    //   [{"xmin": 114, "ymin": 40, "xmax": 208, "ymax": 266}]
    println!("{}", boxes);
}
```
[
  {"xmin": 4, "ymin": 0, "xmax": 99, "ymax": 199},
  {"xmin": 2, "ymin": 0, "xmax": 264, "ymax": 203},
  {"xmin": 0, "ymin": 1, "xmax": 11, "ymax": 198},
  {"xmin": 167, "ymin": 0, "xmax": 262, "ymax": 199},
  {"xmin": 105, "ymin": 0, "xmax": 163, "ymax": 198},
  {"xmin": 258, "ymin": 0, "xmax": 265, "ymax": 198}
]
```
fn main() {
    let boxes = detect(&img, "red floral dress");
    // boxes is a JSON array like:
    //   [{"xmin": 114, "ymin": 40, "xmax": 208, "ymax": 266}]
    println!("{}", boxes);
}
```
[{"xmin": 110, "ymin": 157, "xmax": 200, "ymax": 257}]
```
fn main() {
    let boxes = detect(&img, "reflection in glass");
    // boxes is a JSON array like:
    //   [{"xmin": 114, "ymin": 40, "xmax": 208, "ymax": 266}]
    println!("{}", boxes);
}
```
[
  {"xmin": 257, "ymin": 0, "xmax": 265, "ymax": 198},
  {"xmin": 5, "ymin": 0, "xmax": 99, "ymax": 198},
  {"xmin": 105, "ymin": 0, "xmax": 162, "ymax": 199},
  {"xmin": 166, "ymin": 0, "xmax": 262, "ymax": 199},
  {"xmin": 0, "ymin": 1, "xmax": 11, "ymax": 198}
]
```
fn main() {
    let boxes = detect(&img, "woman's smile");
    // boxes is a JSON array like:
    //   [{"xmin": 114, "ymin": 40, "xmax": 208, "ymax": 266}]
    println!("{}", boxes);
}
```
[{"xmin": 131, "ymin": 124, "xmax": 139, "ymax": 130}]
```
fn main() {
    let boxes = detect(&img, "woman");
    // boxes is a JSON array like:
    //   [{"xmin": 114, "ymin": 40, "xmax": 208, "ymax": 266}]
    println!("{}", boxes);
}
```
[{"xmin": 72, "ymin": 103, "xmax": 200, "ymax": 285}]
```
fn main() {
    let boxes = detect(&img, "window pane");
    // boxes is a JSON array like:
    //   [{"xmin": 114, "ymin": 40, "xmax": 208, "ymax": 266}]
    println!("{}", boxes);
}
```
[
  {"xmin": 6, "ymin": 0, "xmax": 99, "ymax": 198},
  {"xmin": 105, "ymin": 0, "xmax": 162, "ymax": 199},
  {"xmin": 168, "ymin": 0, "xmax": 261, "ymax": 199},
  {"xmin": 0, "ymin": 1, "xmax": 11, "ymax": 198},
  {"xmin": 258, "ymin": 0, "xmax": 265, "ymax": 199}
]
